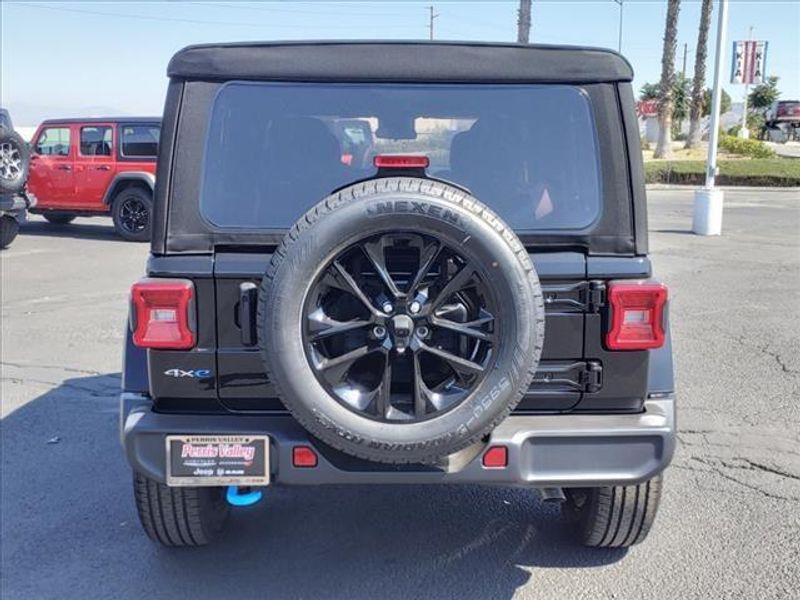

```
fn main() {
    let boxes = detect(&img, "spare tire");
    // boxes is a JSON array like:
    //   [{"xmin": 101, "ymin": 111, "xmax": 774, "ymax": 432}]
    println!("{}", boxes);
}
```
[
  {"xmin": 0, "ymin": 128, "xmax": 30, "ymax": 195},
  {"xmin": 258, "ymin": 177, "xmax": 544, "ymax": 464}
]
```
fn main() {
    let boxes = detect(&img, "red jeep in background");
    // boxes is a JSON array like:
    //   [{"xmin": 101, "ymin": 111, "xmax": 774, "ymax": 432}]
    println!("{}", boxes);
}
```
[{"xmin": 27, "ymin": 117, "xmax": 160, "ymax": 241}]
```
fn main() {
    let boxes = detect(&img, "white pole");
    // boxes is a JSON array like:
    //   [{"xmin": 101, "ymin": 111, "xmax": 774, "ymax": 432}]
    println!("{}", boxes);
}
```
[
  {"xmin": 693, "ymin": 0, "xmax": 729, "ymax": 235},
  {"xmin": 740, "ymin": 26, "xmax": 753, "ymax": 139}
]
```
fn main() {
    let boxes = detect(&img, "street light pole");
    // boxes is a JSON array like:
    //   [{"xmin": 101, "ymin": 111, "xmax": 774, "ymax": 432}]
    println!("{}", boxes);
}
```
[
  {"xmin": 613, "ymin": 0, "xmax": 623, "ymax": 53},
  {"xmin": 693, "ymin": 0, "xmax": 729, "ymax": 235}
]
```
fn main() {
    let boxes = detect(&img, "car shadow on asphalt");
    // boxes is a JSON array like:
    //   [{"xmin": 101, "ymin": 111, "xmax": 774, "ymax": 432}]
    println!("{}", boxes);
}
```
[
  {"xmin": 2, "ymin": 374, "xmax": 626, "ymax": 600},
  {"xmin": 20, "ymin": 219, "xmax": 129, "ymax": 243}
]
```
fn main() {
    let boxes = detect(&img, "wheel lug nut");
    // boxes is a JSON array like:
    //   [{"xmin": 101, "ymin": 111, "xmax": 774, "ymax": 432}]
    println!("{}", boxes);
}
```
[
  {"xmin": 409, "ymin": 301, "xmax": 421, "ymax": 314},
  {"xmin": 416, "ymin": 325, "xmax": 429, "ymax": 339},
  {"xmin": 382, "ymin": 302, "xmax": 394, "ymax": 313},
  {"xmin": 373, "ymin": 325, "xmax": 387, "ymax": 339}
]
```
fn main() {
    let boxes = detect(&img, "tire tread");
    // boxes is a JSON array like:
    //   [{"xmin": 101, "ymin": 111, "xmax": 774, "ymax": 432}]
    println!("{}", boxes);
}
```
[
  {"xmin": 569, "ymin": 474, "xmax": 663, "ymax": 548},
  {"xmin": 132, "ymin": 472, "xmax": 228, "ymax": 547},
  {"xmin": 257, "ymin": 177, "xmax": 545, "ymax": 464}
]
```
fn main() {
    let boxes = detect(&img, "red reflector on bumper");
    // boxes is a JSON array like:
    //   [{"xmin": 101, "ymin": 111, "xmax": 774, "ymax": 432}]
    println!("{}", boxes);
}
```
[
  {"xmin": 482, "ymin": 446, "xmax": 508, "ymax": 468},
  {"xmin": 292, "ymin": 446, "xmax": 318, "ymax": 468}
]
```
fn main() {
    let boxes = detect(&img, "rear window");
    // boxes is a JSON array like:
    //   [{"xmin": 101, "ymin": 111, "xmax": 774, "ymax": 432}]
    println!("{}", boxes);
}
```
[
  {"xmin": 201, "ymin": 82, "xmax": 601, "ymax": 231},
  {"xmin": 121, "ymin": 124, "xmax": 160, "ymax": 157}
]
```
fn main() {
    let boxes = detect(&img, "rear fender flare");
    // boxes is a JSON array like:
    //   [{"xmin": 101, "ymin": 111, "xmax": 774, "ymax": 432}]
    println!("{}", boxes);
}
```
[{"xmin": 103, "ymin": 172, "xmax": 155, "ymax": 205}]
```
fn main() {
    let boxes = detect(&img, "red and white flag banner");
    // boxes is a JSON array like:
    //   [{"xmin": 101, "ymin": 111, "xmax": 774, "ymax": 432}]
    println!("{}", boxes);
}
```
[{"xmin": 731, "ymin": 40, "xmax": 768, "ymax": 85}]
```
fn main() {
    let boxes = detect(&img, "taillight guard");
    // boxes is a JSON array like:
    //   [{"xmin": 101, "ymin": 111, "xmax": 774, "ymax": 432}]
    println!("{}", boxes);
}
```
[
  {"xmin": 605, "ymin": 280, "xmax": 668, "ymax": 351},
  {"xmin": 130, "ymin": 278, "xmax": 196, "ymax": 350}
]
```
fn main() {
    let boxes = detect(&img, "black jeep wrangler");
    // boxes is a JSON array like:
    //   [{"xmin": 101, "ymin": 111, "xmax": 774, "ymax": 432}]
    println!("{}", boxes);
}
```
[{"xmin": 121, "ymin": 42, "xmax": 675, "ymax": 548}]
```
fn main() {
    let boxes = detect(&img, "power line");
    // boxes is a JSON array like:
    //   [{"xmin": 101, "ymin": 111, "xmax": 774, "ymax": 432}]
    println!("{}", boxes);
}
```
[
  {"xmin": 11, "ymin": 2, "xmax": 411, "ymax": 30},
  {"xmin": 183, "ymin": 1, "xmax": 416, "ymax": 19}
]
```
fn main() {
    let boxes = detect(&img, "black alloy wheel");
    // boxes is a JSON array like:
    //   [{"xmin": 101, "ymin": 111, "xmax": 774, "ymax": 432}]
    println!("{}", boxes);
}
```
[
  {"xmin": 119, "ymin": 196, "xmax": 149, "ymax": 234},
  {"xmin": 302, "ymin": 232, "xmax": 499, "ymax": 423},
  {"xmin": 112, "ymin": 187, "xmax": 152, "ymax": 242}
]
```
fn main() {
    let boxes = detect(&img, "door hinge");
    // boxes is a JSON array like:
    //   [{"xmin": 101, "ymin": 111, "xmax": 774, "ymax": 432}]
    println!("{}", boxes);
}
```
[
  {"xmin": 541, "ymin": 281, "xmax": 606, "ymax": 313},
  {"xmin": 579, "ymin": 360, "xmax": 603, "ymax": 393},
  {"xmin": 586, "ymin": 281, "xmax": 606, "ymax": 313},
  {"xmin": 531, "ymin": 360, "xmax": 603, "ymax": 394}
]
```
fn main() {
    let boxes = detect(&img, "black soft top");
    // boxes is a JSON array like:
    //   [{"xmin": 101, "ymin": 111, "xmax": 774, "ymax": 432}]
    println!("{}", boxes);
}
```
[
  {"xmin": 168, "ymin": 41, "xmax": 633, "ymax": 84},
  {"xmin": 40, "ymin": 117, "xmax": 161, "ymax": 125}
]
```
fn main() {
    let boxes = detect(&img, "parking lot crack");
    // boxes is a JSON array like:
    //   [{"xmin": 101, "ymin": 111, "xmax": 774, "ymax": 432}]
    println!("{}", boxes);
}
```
[
  {"xmin": 731, "ymin": 335, "xmax": 798, "ymax": 376},
  {"xmin": 688, "ymin": 456, "xmax": 800, "ymax": 503},
  {"xmin": 732, "ymin": 458, "xmax": 800, "ymax": 483}
]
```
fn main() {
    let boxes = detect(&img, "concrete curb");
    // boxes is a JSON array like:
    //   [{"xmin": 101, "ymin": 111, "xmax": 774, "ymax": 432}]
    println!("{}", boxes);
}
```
[{"xmin": 646, "ymin": 184, "xmax": 800, "ymax": 192}]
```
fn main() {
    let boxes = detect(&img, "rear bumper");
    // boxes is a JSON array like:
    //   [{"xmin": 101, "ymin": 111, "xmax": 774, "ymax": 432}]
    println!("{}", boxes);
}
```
[{"xmin": 121, "ymin": 393, "xmax": 675, "ymax": 488}]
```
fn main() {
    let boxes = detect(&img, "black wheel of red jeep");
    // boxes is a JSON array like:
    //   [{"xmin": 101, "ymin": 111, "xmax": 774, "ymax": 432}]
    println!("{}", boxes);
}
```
[
  {"xmin": 0, "ymin": 128, "xmax": 29, "ymax": 195},
  {"xmin": 258, "ymin": 177, "xmax": 545, "ymax": 464},
  {"xmin": 133, "ymin": 472, "xmax": 230, "ymax": 547},
  {"xmin": 112, "ymin": 187, "xmax": 152, "ymax": 242},
  {"xmin": 43, "ymin": 212, "xmax": 76, "ymax": 225},
  {"xmin": 561, "ymin": 474, "xmax": 663, "ymax": 548},
  {"xmin": 0, "ymin": 215, "xmax": 19, "ymax": 249}
]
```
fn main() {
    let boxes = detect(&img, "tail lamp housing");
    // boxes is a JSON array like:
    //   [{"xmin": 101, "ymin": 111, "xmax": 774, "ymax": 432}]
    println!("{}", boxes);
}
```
[
  {"xmin": 606, "ymin": 281, "xmax": 668, "ymax": 351},
  {"xmin": 130, "ymin": 279, "xmax": 196, "ymax": 350}
]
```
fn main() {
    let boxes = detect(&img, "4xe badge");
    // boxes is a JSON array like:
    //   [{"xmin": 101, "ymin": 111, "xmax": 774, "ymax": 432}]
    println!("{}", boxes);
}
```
[{"xmin": 164, "ymin": 368, "xmax": 212, "ymax": 378}]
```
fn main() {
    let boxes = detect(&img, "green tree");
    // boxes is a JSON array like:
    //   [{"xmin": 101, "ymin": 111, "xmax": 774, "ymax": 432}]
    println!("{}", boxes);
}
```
[
  {"xmin": 672, "ymin": 73, "xmax": 692, "ymax": 136},
  {"xmin": 654, "ymin": 0, "xmax": 682, "ymax": 158},
  {"xmin": 640, "ymin": 76, "xmax": 698, "ymax": 138},
  {"xmin": 748, "ymin": 76, "xmax": 780, "ymax": 112},
  {"xmin": 640, "ymin": 82, "xmax": 661, "ymax": 101},
  {"xmin": 702, "ymin": 88, "xmax": 731, "ymax": 117}
]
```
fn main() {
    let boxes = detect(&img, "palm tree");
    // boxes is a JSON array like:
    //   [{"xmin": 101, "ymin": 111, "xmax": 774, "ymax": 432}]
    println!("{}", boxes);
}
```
[
  {"xmin": 686, "ymin": 0, "xmax": 713, "ymax": 148},
  {"xmin": 654, "ymin": 0, "xmax": 682, "ymax": 158},
  {"xmin": 517, "ymin": 0, "xmax": 532, "ymax": 43}
]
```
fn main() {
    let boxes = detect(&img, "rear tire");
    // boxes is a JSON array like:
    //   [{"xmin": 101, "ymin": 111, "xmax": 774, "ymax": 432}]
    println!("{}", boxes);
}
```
[
  {"xmin": 112, "ymin": 187, "xmax": 152, "ymax": 242},
  {"xmin": 562, "ymin": 474, "xmax": 663, "ymax": 548},
  {"xmin": 133, "ymin": 472, "xmax": 230, "ymax": 547},
  {"xmin": 43, "ymin": 212, "xmax": 76, "ymax": 225},
  {"xmin": 0, "ymin": 215, "xmax": 19, "ymax": 248},
  {"xmin": 0, "ymin": 128, "xmax": 30, "ymax": 194}
]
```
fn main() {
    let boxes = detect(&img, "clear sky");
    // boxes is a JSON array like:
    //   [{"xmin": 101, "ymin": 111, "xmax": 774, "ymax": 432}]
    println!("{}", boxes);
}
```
[{"xmin": 2, "ymin": 0, "xmax": 798, "ymax": 126}]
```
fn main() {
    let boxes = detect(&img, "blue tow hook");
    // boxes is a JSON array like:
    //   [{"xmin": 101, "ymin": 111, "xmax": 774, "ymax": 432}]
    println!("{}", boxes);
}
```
[{"xmin": 226, "ymin": 486, "xmax": 263, "ymax": 507}]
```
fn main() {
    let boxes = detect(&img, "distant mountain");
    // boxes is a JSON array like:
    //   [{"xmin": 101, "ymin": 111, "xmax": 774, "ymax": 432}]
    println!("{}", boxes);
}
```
[{"xmin": 3, "ymin": 102, "xmax": 131, "ymax": 128}]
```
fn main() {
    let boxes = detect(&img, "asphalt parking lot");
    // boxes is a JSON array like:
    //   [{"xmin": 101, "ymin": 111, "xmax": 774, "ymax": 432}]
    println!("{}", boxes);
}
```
[{"xmin": 2, "ymin": 187, "xmax": 799, "ymax": 599}]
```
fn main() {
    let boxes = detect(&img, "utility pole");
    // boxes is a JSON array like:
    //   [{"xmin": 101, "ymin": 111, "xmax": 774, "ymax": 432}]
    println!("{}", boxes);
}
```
[
  {"xmin": 682, "ymin": 42, "xmax": 688, "ymax": 78},
  {"xmin": 517, "ymin": 0, "xmax": 531, "ymax": 44},
  {"xmin": 693, "ymin": 0, "xmax": 729, "ymax": 236},
  {"xmin": 613, "ymin": 0, "xmax": 623, "ymax": 53},
  {"xmin": 427, "ymin": 5, "xmax": 439, "ymax": 41}
]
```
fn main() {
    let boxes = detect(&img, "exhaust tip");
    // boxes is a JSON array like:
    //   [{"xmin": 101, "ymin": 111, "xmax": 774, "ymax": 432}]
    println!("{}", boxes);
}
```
[
  {"xmin": 539, "ymin": 487, "xmax": 566, "ymax": 503},
  {"xmin": 226, "ymin": 486, "xmax": 263, "ymax": 507}
]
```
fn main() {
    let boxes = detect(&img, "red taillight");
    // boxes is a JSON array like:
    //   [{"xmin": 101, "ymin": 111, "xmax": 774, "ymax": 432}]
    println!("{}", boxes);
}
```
[
  {"xmin": 292, "ymin": 446, "xmax": 318, "ymax": 468},
  {"xmin": 130, "ymin": 279, "xmax": 195, "ymax": 350},
  {"xmin": 482, "ymin": 446, "xmax": 508, "ymax": 468},
  {"xmin": 373, "ymin": 154, "xmax": 429, "ymax": 169},
  {"xmin": 606, "ymin": 281, "xmax": 668, "ymax": 351}
]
